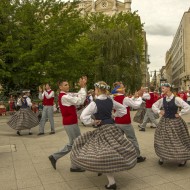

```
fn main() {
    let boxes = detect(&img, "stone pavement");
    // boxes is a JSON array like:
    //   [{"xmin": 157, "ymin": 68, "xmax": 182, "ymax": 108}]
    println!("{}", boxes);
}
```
[{"xmin": 0, "ymin": 112, "xmax": 190, "ymax": 190}]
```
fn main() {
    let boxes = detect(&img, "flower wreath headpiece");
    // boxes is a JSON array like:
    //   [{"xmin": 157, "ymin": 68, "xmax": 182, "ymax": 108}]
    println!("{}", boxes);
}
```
[
  {"xmin": 94, "ymin": 82, "xmax": 110, "ymax": 90},
  {"xmin": 161, "ymin": 83, "xmax": 171, "ymax": 87}
]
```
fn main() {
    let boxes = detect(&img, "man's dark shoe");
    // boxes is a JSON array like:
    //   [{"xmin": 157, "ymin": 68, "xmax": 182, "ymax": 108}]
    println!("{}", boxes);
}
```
[
  {"xmin": 37, "ymin": 133, "xmax": 44, "ymax": 136},
  {"xmin": 158, "ymin": 159, "xmax": 164, "ymax": 165},
  {"xmin": 70, "ymin": 168, "xmax": 85, "ymax": 172},
  {"xmin": 137, "ymin": 156, "xmax": 146, "ymax": 163},
  {"xmin": 17, "ymin": 131, "xmax": 22, "ymax": 136},
  {"xmin": 29, "ymin": 132, "xmax": 33, "ymax": 135},
  {"xmin": 48, "ymin": 155, "xmax": 56, "ymax": 169},
  {"xmin": 105, "ymin": 183, "xmax": 117, "ymax": 190},
  {"xmin": 139, "ymin": 128, "xmax": 145, "ymax": 132},
  {"xmin": 49, "ymin": 131, "xmax": 55, "ymax": 135},
  {"xmin": 178, "ymin": 161, "xmax": 187, "ymax": 167}
]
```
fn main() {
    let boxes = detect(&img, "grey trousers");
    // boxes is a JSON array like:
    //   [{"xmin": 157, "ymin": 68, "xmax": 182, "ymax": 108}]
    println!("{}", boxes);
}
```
[
  {"xmin": 39, "ymin": 106, "xmax": 54, "ymax": 133},
  {"xmin": 140, "ymin": 108, "xmax": 158, "ymax": 129},
  {"xmin": 116, "ymin": 124, "xmax": 140, "ymax": 157},
  {"xmin": 52, "ymin": 124, "xmax": 81, "ymax": 162}
]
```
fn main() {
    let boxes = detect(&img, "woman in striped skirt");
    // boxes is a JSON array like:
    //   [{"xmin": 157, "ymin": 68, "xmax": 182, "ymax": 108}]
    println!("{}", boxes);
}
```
[
  {"xmin": 152, "ymin": 83, "xmax": 190, "ymax": 166},
  {"xmin": 7, "ymin": 90, "xmax": 39, "ymax": 136},
  {"xmin": 70, "ymin": 81, "xmax": 137, "ymax": 190}
]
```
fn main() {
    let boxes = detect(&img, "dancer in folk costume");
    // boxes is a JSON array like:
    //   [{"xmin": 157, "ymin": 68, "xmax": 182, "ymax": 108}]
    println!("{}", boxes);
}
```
[
  {"xmin": 133, "ymin": 87, "xmax": 151, "ymax": 124},
  {"xmin": 112, "ymin": 82, "xmax": 146, "ymax": 163},
  {"xmin": 133, "ymin": 100, "xmax": 147, "ymax": 124},
  {"xmin": 138, "ymin": 86, "xmax": 158, "ymax": 131},
  {"xmin": 48, "ymin": 77, "xmax": 87, "ymax": 171},
  {"xmin": 134, "ymin": 100, "xmax": 159, "ymax": 128},
  {"xmin": 152, "ymin": 83, "xmax": 190, "ymax": 166},
  {"xmin": 7, "ymin": 90, "xmax": 39, "ymax": 136},
  {"xmin": 71, "ymin": 81, "xmax": 137, "ymax": 190},
  {"xmin": 8, "ymin": 95, "xmax": 15, "ymax": 113},
  {"xmin": 38, "ymin": 83, "xmax": 55, "ymax": 135}
]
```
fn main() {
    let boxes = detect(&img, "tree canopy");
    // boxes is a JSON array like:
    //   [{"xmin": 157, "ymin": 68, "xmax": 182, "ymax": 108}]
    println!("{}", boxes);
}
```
[{"xmin": 0, "ymin": 0, "xmax": 144, "ymax": 97}]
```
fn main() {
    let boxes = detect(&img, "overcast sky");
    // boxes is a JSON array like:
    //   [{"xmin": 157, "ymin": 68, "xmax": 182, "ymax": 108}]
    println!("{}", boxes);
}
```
[{"xmin": 131, "ymin": 0, "xmax": 190, "ymax": 72}]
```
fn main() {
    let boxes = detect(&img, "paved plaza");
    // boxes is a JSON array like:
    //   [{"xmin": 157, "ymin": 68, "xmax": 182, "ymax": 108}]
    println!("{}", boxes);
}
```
[{"xmin": 0, "ymin": 112, "xmax": 190, "ymax": 190}]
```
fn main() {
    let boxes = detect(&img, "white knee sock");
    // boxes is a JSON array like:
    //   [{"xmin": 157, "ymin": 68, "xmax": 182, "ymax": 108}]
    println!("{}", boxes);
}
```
[{"xmin": 106, "ymin": 173, "xmax": 115, "ymax": 186}]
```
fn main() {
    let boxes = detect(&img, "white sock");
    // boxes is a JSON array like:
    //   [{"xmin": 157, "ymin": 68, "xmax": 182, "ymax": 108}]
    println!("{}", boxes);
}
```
[
  {"xmin": 152, "ymin": 123, "xmax": 156, "ymax": 127},
  {"xmin": 106, "ymin": 173, "xmax": 115, "ymax": 186}
]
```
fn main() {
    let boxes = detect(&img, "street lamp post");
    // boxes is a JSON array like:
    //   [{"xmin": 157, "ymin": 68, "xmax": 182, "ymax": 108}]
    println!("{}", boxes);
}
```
[
  {"xmin": 150, "ymin": 70, "xmax": 159, "ymax": 88},
  {"xmin": 150, "ymin": 70, "xmax": 167, "ymax": 92}
]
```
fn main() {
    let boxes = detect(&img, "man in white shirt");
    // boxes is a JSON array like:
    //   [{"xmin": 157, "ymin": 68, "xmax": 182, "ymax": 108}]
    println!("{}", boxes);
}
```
[
  {"xmin": 38, "ymin": 83, "xmax": 55, "ymax": 135},
  {"xmin": 48, "ymin": 77, "xmax": 87, "ymax": 171}
]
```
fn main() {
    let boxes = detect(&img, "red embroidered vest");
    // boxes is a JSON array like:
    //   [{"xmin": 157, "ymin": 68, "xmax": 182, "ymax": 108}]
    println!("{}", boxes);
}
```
[
  {"xmin": 114, "ymin": 95, "xmax": 131, "ymax": 124},
  {"xmin": 146, "ymin": 92, "xmax": 155, "ymax": 108},
  {"xmin": 43, "ymin": 90, "xmax": 54, "ymax": 106},
  {"xmin": 59, "ymin": 92, "xmax": 78, "ymax": 125}
]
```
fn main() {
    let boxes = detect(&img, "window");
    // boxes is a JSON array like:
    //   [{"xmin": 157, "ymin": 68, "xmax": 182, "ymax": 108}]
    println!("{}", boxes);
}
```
[{"xmin": 101, "ymin": 1, "xmax": 108, "ymax": 8}]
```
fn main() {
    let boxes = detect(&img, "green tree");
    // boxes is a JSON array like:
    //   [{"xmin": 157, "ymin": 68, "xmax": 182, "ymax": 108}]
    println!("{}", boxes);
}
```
[
  {"xmin": 0, "ymin": 0, "xmax": 89, "ymax": 95},
  {"xmin": 0, "ymin": 0, "xmax": 145, "ymax": 96},
  {"xmin": 67, "ymin": 12, "xmax": 144, "ymax": 92}
]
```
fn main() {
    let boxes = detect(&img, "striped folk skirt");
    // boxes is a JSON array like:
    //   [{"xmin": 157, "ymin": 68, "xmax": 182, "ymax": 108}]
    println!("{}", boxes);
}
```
[
  {"xmin": 154, "ymin": 117, "xmax": 190, "ymax": 161},
  {"xmin": 7, "ymin": 108, "xmax": 39, "ymax": 131},
  {"xmin": 70, "ymin": 124, "xmax": 137, "ymax": 173}
]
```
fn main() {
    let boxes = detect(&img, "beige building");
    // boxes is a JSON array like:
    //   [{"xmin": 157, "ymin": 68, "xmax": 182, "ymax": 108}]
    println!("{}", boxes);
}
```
[
  {"xmin": 77, "ymin": 0, "xmax": 132, "ymax": 15},
  {"xmin": 77, "ymin": 0, "xmax": 150, "ymax": 86},
  {"xmin": 165, "ymin": 50, "xmax": 172, "ymax": 84},
  {"xmin": 165, "ymin": 8, "xmax": 190, "ymax": 90}
]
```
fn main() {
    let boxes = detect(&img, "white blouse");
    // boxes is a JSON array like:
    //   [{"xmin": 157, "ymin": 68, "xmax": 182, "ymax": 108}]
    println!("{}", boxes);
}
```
[
  {"xmin": 17, "ymin": 96, "xmax": 32, "ymax": 107},
  {"xmin": 152, "ymin": 94, "xmax": 190, "ymax": 116},
  {"xmin": 80, "ymin": 94, "xmax": 127, "ymax": 125}
]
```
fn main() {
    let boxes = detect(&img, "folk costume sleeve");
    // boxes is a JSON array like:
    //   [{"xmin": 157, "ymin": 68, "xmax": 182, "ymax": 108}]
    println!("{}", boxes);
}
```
[
  {"xmin": 44, "ymin": 91, "xmax": 54, "ymax": 99},
  {"xmin": 80, "ymin": 102, "xmax": 97, "ymax": 125},
  {"xmin": 152, "ymin": 98, "xmax": 163, "ymax": 114},
  {"xmin": 175, "ymin": 97, "xmax": 190, "ymax": 116},
  {"xmin": 26, "ymin": 97, "xmax": 32, "ymax": 107},
  {"xmin": 123, "ymin": 97, "xmax": 143, "ymax": 109},
  {"xmin": 142, "ymin": 93, "xmax": 151, "ymax": 100},
  {"xmin": 112, "ymin": 100, "xmax": 127, "ymax": 117},
  {"xmin": 39, "ymin": 92, "xmax": 43, "ymax": 100},
  {"xmin": 17, "ymin": 98, "xmax": 22, "ymax": 106},
  {"xmin": 61, "ymin": 88, "xmax": 87, "ymax": 106}
]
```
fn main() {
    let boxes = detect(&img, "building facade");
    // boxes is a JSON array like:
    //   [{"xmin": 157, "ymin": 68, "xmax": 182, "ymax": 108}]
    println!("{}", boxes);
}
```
[
  {"xmin": 165, "ymin": 50, "xmax": 172, "ymax": 84},
  {"xmin": 77, "ymin": 0, "xmax": 132, "ymax": 15},
  {"xmin": 165, "ymin": 8, "xmax": 190, "ymax": 90}
]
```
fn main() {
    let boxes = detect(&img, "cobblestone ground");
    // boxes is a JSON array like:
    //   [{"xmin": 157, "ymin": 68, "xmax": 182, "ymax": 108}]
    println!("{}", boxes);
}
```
[{"xmin": 0, "ymin": 112, "xmax": 190, "ymax": 190}]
